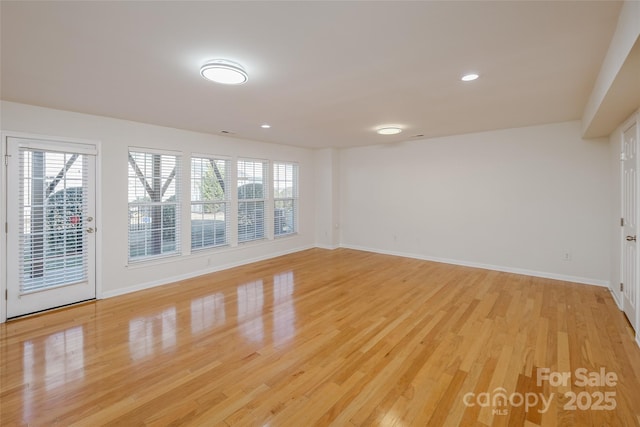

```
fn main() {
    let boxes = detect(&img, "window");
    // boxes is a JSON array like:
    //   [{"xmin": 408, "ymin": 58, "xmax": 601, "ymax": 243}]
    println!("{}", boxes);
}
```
[
  {"xmin": 237, "ymin": 159, "xmax": 267, "ymax": 243},
  {"xmin": 273, "ymin": 162, "xmax": 298, "ymax": 236},
  {"xmin": 191, "ymin": 156, "xmax": 230, "ymax": 250},
  {"xmin": 128, "ymin": 150, "xmax": 180, "ymax": 261},
  {"xmin": 17, "ymin": 148, "xmax": 89, "ymax": 292}
]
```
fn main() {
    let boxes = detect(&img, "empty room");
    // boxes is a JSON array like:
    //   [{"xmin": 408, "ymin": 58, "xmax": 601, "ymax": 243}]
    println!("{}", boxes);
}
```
[{"xmin": 1, "ymin": 1, "xmax": 640, "ymax": 426}]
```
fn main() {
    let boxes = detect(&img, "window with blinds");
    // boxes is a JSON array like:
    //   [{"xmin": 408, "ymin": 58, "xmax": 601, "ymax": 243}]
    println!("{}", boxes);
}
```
[
  {"xmin": 273, "ymin": 162, "xmax": 298, "ymax": 236},
  {"xmin": 191, "ymin": 156, "xmax": 230, "ymax": 250},
  {"xmin": 237, "ymin": 159, "xmax": 267, "ymax": 243},
  {"xmin": 128, "ymin": 150, "xmax": 181, "ymax": 261},
  {"xmin": 18, "ymin": 149, "xmax": 89, "ymax": 293}
]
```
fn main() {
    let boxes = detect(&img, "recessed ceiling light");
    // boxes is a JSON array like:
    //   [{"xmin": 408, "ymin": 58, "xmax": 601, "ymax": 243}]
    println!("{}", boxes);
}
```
[
  {"xmin": 200, "ymin": 59, "xmax": 248, "ymax": 85},
  {"xmin": 461, "ymin": 73, "xmax": 479, "ymax": 82},
  {"xmin": 261, "ymin": 124, "xmax": 271, "ymax": 129},
  {"xmin": 377, "ymin": 127, "xmax": 402, "ymax": 135}
]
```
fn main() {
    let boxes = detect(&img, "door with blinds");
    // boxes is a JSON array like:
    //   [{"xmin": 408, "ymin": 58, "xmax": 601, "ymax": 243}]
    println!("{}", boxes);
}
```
[{"xmin": 6, "ymin": 137, "xmax": 96, "ymax": 318}]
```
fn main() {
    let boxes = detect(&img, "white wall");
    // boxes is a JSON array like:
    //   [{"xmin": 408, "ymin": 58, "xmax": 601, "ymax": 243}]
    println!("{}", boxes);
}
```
[
  {"xmin": 340, "ymin": 121, "xmax": 611, "ymax": 285},
  {"xmin": 0, "ymin": 101, "xmax": 316, "ymax": 317},
  {"xmin": 0, "ymin": 101, "xmax": 617, "ymax": 325}
]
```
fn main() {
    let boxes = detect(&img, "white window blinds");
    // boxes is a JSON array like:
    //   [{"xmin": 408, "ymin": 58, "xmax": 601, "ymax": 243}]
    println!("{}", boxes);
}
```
[
  {"xmin": 191, "ymin": 156, "xmax": 230, "ymax": 249},
  {"xmin": 273, "ymin": 162, "xmax": 298, "ymax": 236},
  {"xmin": 237, "ymin": 159, "xmax": 267, "ymax": 243},
  {"xmin": 128, "ymin": 150, "xmax": 181, "ymax": 261},
  {"xmin": 18, "ymin": 149, "xmax": 89, "ymax": 293}
]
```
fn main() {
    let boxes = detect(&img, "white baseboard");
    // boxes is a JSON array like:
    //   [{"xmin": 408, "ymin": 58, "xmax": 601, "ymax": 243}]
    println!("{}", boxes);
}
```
[
  {"xmin": 101, "ymin": 244, "xmax": 314, "ymax": 299},
  {"xmin": 339, "ymin": 244, "xmax": 609, "ymax": 287},
  {"xmin": 315, "ymin": 244, "xmax": 339, "ymax": 250},
  {"xmin": 609, "ymin": 288, "xmax": 624, "ymax": 310},
  {"xmin": 9, "ymin": 242, "xmax": 610, "ymax": 320}
]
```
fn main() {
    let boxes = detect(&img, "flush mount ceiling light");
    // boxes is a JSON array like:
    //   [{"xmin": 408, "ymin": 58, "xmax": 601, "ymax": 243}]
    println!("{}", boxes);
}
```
[
  {"xmin": 200, "ymin": 59, "xmax": 248, "ymax": 85},
  {"xmin": 377, "ymin": 127, "xmax": 402, "ymax": 135},
  {"xmin": 461, "ymin": 73, "xmax": 479, "ymax": 82},
  {"xmin": 261, "ymin": 124, "xmax": 271, "ymax": 129}
]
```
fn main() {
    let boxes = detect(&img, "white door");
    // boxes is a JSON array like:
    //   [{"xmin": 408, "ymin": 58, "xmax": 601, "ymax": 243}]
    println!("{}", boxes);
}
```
[
  {"xmin": 6, "ymin": 137, "xmax": 96, "ymax": 318},
  {"xmin": 622, "ymin": 122, "xmax": 638, "ymax": 330}
]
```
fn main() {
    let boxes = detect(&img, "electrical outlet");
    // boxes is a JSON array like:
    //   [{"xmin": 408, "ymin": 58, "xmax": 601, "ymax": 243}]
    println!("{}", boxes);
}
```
[{"xmin": 562, "ymin": 251, "xmax": 572, "ymax": 261}]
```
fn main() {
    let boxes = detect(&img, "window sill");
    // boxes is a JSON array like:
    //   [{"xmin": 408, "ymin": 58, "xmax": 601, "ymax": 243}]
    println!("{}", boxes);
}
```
[
  {"xmin": 126, "ymin": 252, "xmax": 182, "ymax": 268},
  {"xmin": 275, "ymin": 232, "xmax": 298, "ymax": 239},
  {"xmin": 190, "ymin": 244, "xmax": 231, "ymax": 255},
  {"xmin": 238, "ymin": 237, "xmax": 268, "ymax": 247},
  {"xmin": 125, "ymin": 233, "xmax": 301, "ymax": 268}
]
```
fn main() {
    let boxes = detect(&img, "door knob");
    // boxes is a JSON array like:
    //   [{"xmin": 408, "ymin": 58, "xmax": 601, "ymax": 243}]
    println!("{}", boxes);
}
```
[
  {"xmin": 86, "ymin": 227, "xmax": 95, "ymax": 234},
  {"xmin": 626, "ymin": 235, "xmax": 636, "ymax": 241}
]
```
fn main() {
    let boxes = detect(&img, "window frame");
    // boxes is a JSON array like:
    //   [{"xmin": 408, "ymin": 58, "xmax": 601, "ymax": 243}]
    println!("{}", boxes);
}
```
[
  {"xmin": 237, "ymin": 158, "xmax": 268, "ymax": 244},
  {"xmin": 273, "ymin": 161, "xmax": 299, "ymax": 238},
  {"xmin": 127, "ymin": 148, "xmax": 181, "ymax": 262},
  {"xmin": 190, "ymin": 155, "xmax": 231, "ymax": 251}
]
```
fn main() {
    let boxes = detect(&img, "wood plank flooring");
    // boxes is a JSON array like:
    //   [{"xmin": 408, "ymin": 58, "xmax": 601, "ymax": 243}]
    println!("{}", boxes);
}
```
[{"xmin": 1, "ymin": 248, "xmax": 640, "ymax": 426}]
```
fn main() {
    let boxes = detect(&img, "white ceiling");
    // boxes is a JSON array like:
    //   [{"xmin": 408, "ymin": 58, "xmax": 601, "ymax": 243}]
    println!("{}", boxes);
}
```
[{"xmin": 0, "ymin": 1, "xmax": 623, "ymax": 149}]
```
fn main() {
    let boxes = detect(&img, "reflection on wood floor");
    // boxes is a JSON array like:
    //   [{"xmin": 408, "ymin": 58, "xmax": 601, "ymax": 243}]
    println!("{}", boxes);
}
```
[{"xmin": 1, "ymin": 248, "xmax": 640, "ymax": 426}]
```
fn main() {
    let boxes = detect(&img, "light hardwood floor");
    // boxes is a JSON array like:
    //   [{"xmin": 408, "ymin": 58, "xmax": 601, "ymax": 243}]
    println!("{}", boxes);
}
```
[{"xmin": 1, "ymin": 248, "xmax": 640, "ymax": 426}]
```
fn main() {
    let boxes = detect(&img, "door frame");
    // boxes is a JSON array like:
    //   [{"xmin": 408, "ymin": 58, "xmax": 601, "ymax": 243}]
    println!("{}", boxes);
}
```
[
  {"xmin": 618, "ymin": 112, "xmax": 640, "ymax": 342},
  {"xmin": 1, "ymin": 131, "xmax": 102, "ymax": 323}
]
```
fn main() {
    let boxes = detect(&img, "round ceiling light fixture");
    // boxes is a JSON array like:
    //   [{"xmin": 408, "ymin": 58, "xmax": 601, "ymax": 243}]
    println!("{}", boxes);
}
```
[
  {"xmin": 261, "ymin": 124, "xmax": 271, "ymax": 129},
  {"xmin": 377, "ymin": 127, "xmax": 402, "ymax": 135},
  {"xmin": 200, "ymin": 59, "xmax": 248, "ymax": 85},
  {"xmin": 461, "ymin": 73, "xmax": 479, "ymax": 82}
]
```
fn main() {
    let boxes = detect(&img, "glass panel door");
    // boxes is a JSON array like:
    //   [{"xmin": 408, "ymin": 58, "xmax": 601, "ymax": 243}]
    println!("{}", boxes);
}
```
[{"xmin": 6, "ymin": 137, "xmax": 96, "ymax": 318}]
